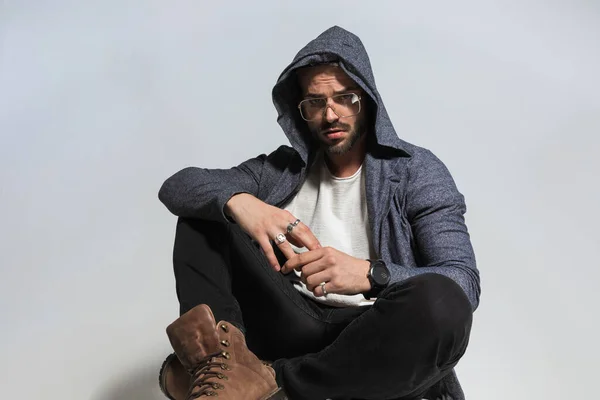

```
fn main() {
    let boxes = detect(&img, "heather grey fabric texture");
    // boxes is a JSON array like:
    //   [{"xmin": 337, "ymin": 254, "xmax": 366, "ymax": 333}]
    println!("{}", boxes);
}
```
[{"xmin": 158, "ymin": 25, "xmax": 480, "ymax": 399}]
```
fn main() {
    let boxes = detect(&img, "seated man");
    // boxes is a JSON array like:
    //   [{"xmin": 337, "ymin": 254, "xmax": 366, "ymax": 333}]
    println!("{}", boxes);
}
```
[{"xmin": 157, "ymin": 26, "xmax": 480, "ymax": 400}]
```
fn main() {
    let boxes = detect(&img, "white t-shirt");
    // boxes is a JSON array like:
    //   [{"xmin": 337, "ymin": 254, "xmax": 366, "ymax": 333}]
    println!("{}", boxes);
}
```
[{"xmin": 283, "ymin": 151, "xmax": 376, "ymax": 307}]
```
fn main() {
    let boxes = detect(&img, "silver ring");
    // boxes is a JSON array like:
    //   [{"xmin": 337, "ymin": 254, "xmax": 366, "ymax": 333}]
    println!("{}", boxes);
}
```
[
  {"xmin": 320, "ymin": 281, "xmax": 328, "ymax": 296},
  {"xmin": 286, "ymin": 219, "xmax": 301, "ymax": 234},
  {"xmin": 274, "ymin": 233, "xmax": 287, "ymax": 244}
]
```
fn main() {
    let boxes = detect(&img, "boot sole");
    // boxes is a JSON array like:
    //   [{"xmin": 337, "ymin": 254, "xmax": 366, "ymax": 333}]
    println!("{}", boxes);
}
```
[
  {"xmin": 161, "ymin": 353, "xmax": 287, "ymax": 400},
  {"xmin": 158, "ymin": 353, "xmax": 177, "ymax": 400}
]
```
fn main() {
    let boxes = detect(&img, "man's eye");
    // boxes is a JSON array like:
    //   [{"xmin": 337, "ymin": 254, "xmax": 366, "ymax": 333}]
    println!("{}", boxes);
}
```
[
  {"xmin": 308, "ymin": 99, "xmax": 324, "ymax": 107},
  {"xmin": 338, "ymin": 94, "xmax": 355, "ymax": 103}
]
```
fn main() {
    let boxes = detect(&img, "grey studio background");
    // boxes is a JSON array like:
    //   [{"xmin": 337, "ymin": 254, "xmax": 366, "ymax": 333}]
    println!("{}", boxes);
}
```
[{"xmin": 1, "ymin": 1, "xmax": 599, "ymax": 399}]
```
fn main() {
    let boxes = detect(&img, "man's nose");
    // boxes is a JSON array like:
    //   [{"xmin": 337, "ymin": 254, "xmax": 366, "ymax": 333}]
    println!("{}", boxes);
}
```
[{"xmin": 325, "ymin": 105, "xmax": 339, "ymax": 123}]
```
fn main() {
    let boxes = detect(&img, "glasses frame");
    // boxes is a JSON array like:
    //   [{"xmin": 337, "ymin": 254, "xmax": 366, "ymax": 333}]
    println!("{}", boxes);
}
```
[{"xmin": 297, "ymin": 93, "xmax": 362, "ymax": 121}]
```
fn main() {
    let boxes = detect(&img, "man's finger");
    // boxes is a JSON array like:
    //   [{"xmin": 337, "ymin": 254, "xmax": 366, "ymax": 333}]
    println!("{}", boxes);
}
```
[
  {"xmin": 290, "ymin": 223, "xmax": 321, "ymax": 251},
  {"xmin": 259, "ymin": 238, "xmax": 280, "ymax": 271},
  {"xmin": 276, "ymin": 240, "xmax": 297, "ymax": 264},
  {"xmin": 299, "ymin": 259, "xmax": 328, "ymax": 284},
  {"xmin": 305, "ymin": 271, "xmax": 331, "ymax": 295},
  {"xmin": 282, "ymin": 248, "xmax": 323, "ymax": 273},
  {"xmin": 287, "ymin": 235, "xmax": 303, "ymax": 248}
]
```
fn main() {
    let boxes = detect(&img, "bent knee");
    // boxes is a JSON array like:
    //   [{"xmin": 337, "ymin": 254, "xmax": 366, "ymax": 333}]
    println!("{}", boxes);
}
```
[{"xmin": 381, "ymin": 273, "xmax": 472, "ymax": 333}]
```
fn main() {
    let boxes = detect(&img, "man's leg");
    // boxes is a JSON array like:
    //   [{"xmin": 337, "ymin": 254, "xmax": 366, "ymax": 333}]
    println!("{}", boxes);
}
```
[
  {"xmin": 171, "ymin": 217, "xmax": 362, "ymax": 362},
  {"xmin": 272, "ymin": 274, "xmax": 473, "ymax": 400},
  {"xmin": 172, "ymin": 217, "xmax": 243, "ymax": 325},
  {"xmin": 171, "ymin": 217, "xmax": 471, "ymax": 399}
]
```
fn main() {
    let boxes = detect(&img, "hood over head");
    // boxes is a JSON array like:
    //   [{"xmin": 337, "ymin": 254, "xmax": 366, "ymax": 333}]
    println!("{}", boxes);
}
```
[{"xmin": 272, "ymin": 25, "xmax": 412, "ymax": 164}]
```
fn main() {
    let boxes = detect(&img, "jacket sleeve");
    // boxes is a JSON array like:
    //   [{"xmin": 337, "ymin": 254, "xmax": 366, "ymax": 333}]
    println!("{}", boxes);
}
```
[
  {"xmin": 158, "ymin": 154, "xmax": 267, "ymax": 222},
  {"xmin": 385, "ymin": 150, "xmax": 481, "ymax": 310}
]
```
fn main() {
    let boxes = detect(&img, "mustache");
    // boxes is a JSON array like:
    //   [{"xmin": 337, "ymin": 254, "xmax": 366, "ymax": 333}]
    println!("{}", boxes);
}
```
[{"xmin": 320, "ymin": 123, "xmax": 350, "ymax": 134}]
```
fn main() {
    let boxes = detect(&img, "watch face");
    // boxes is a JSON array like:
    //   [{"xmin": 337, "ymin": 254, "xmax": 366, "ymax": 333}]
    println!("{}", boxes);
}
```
[{"xmin": 372, "ymin": 263, "xmax": 390, "ymax": 286}]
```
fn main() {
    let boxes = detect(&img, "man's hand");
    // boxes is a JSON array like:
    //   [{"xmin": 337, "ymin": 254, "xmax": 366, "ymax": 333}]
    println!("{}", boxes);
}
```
[
  {"xmin": 225, "ymin": 193, "xmax": 321, "ymax": 271},
  {"xmin": 281, "ymin": 247, "xmax": 372, "ymax": 297}
]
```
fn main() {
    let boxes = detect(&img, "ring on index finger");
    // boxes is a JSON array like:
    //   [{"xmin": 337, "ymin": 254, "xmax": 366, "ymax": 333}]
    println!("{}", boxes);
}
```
[
  {"xmin": 274, "ymin": 233, "xmax": 287, "ymax": 244},
  {"xmin": 287, "ymin": 219, "xmax": 301, "ymax": 234}
]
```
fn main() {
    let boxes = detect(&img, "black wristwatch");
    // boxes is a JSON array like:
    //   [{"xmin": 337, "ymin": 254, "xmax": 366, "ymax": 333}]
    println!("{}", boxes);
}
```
[{"xmin": 364, "ymin": 259, "xmax": 390, "ymax": 299}]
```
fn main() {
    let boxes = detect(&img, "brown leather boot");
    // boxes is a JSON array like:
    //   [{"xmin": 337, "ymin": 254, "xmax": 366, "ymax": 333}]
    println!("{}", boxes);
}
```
[
  {"xmin": 159, "ymin": 353, "xmax": 191, "ymax": 400},
  {"xmin": 161, "ymin": 304, "xmax": 287, "ymax": 399}
]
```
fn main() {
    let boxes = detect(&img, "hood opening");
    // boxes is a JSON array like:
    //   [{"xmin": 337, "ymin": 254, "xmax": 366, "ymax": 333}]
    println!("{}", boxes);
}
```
[{"xmin": 272, "ymin": 26, "xmax": 412, "ymax": 163}]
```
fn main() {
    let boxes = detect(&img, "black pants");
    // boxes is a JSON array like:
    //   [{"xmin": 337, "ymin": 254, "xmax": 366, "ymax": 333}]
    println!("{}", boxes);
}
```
[{"xmin": 172, "ymin": 217, "xmax": 473, "ymax": 400}]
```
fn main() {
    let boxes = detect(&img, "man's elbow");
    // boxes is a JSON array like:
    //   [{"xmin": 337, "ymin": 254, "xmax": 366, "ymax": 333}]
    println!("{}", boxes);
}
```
[
  {"xmin": 158, "ymin": 178, "xmax": 175, "ymax": 209},
  {"xmin": 158, "ymin": 168, "xmax": 191, "ymax": 213},
  {"xmin": 449, "ymin": 263, "xmax": 480, "ymax": 312},
  {"xmin": 467, "ymin": 268, "xmax": 481, "ymax": 312}
]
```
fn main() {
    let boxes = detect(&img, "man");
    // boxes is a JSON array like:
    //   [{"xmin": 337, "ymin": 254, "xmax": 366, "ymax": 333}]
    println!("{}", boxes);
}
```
[{"xmin": 158, "ymin": 26, "xmax": 480, "ymax": 400}]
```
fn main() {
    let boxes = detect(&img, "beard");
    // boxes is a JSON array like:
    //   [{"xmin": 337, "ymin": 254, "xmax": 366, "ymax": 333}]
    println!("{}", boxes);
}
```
[{"xmin": 310, "ymin": 117, "xmax": 366, "ymax": 156}]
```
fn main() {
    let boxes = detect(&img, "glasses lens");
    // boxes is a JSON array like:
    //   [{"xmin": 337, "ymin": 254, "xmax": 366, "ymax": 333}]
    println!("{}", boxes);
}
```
[
  {"xmin": 299, "ymin": 94, "xmax": 361, "ymax": 120},
  {"xmin": 300, "ymin": 98, "xmax": 325, "ymax": 120},
  {"xmin": 332, "ymin": 93, "xmax": 360, "ymax": 117}
]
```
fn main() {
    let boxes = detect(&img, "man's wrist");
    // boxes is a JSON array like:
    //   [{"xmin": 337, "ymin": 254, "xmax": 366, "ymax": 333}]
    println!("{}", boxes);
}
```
[
  {"xmin": 224, "ymin": 199, "xmax": 236, "ymax": 221},
  {"xmin": 224, "ymin": 193, "xmax": 250, "ymax": 220},
  {"xmin": 361, "ymin": 260, "xmax": 372, "ymax": 293}
]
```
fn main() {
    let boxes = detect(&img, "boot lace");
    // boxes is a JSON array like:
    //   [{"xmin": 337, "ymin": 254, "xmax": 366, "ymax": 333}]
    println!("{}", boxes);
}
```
[{"xmin": 186, "ymin": 331, "xmax": 232, "ymax": 398}]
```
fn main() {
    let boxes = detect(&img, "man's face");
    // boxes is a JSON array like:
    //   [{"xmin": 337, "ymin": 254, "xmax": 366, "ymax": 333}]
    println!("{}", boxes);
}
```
[{"xmin": 297, "ymin": 65, "xmax": 367, "ymax": 156}]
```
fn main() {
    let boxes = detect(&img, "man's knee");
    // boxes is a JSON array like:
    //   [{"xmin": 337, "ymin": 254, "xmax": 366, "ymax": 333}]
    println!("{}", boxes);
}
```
[
  {"xmin": 176, "ymin": 217, "xmax": 227, "ymax": 240},
  {"xmin": 379, "ymin": 273, "xmax": 472, "ymax": 335}
]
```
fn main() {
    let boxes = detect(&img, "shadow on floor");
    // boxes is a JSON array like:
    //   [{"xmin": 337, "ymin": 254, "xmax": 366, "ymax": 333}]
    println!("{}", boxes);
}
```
[{"xmin": 92, "ymin": 361, "xmax": 165, "ymax": 400}]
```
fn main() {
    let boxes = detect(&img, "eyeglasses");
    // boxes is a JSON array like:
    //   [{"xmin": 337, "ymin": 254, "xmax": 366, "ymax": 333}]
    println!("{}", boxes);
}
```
[{"xmin": 297, "ymin": 93, "xmax": 362, "ymax": 121}]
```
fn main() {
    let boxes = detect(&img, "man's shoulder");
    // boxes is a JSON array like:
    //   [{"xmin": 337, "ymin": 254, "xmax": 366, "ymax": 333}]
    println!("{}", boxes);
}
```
[
  {"xmin": 242, "ymin": 145, "xmax": 296, "ymax": 164},
  {"xmin": 383, "ymin": 139, "xmax": 458, "ymax": 190},
  {"xmin": 266, "ymin": 145, "xmax": 296, "ymax": 157},
  {"xmin": 264, "ymin": 145, "xmax": 298, "ymax": 164},
  {"xmin": 251, "ymin": 145, "xmax": 302, "ymax": 173},
  {"xmin": 396, "ymin": 137, "xmax": 437, "ymax": 159},
  {"xmin": 383, "ymin": 137, "xmax": 444, "ymax": 170}
]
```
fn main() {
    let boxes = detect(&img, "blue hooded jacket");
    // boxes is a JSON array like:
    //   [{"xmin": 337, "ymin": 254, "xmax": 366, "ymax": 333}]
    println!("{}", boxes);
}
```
[{"xmin": 159, "ymin": 26, "xmax": 480, "ymax": 399}]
